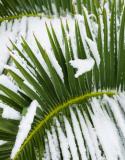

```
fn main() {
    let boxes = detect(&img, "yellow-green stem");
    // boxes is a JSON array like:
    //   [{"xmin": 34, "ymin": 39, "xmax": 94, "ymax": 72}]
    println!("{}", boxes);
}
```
[{"xmin": 0, "ymin": 13, "xmax": 44, "ymax": 22}]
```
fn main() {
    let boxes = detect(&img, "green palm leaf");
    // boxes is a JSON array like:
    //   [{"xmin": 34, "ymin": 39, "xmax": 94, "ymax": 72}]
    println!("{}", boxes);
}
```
[{"xmin": 0, "ymin": 0, "xmax": 125, "ymax": 160}]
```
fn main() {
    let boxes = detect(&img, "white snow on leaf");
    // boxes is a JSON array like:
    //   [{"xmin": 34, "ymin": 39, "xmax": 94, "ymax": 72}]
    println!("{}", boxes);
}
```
[
  {"xmin": 51, "ymin": 94, "xmax": 125, "ymax": 160},
  {"xmin": 10, "ymin": 52, "xmax": 38, "ymax": 82},
  {"xmin": 43, "ymin": 139, "xmax": 51, "ymax": 160},
  {"xmin": 0, "ymin": 75, "xmax": 18, "ymax": 93},
  {"xmin": 0, "ymin": 103, "xmax": 21, "ymax": 120},
  {"xmin": 84, "ymin": 112, "xmax": 103, "ymax": 160},
  {"xmin": 51, "ymin": 126, "xmax": 60, "ymax": 159},
  {"xmin": 83, "ymin": 6, "xmax": 96, "ymax": 41},
  {"xmin": 0, "ymin": 14, "xmax": 99, "ymax": 75},
  {"xmin": 64, "ymin": 116, "xmax": 79, "ymax": 160},
  {"xmin": 56, "ymin": 119, "xmax": 71, "ymax": 160},
  {"xmin": 0, "ymin": 31, "xmax": 15, "ymax": 74},
  {"xmin": 69, "ymin": 57, "xmax": 95, "ymax": 78},
  {"xmin": 116, "ymin": 92, "xmax": 125, "ymax": 112},
  {"xmin": 86, "ymin": 38, "xmax": 100, "ymax": 66},
  {"xmin": 0, "ymin": 63, "xmax": 5, "ymax": 75},
  {"xmin": 11, "ymin": 100, "xmax": 38, "ymax": 159},
  {"xmin": 77, "ymin": 109, "xmax": 98, "ymax": 160},
  {"xmin": 4, "ymin": 65, "xmax": 24, "ymax": 80},
  {"xmin": 89, "ymin": 97, "xmax": 125, "ymax": 160},
  {"xmin": 104, "ymin": 95, "xmax": 125, "ymax": 139},
  {"xmin": 47, "ymin": 131, "xmax": 59, "ymax": 160},
  {"xmin": 70, "ymin": 108, "xmax": 87, "ymax": 160},
  {"xmin": 26, "ymin": 17, "xmax": 64, "ymax": 81},
  {"xmin": 0, "ymin": 140, "xmax": 6, "ymax": 146}
]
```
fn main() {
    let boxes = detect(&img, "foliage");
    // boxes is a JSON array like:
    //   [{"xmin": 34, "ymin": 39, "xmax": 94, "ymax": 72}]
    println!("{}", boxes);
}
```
[{"xmin": 0, "ymin": 0, "xmax": 125, "ymax": 160}]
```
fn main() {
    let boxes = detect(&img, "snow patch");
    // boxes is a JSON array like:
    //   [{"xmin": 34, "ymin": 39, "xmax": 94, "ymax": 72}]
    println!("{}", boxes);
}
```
[
  {"xmin": 56, "ymin": 119, "xmax": 70, "ymax": 160},
  {"xmin": 64, "ymin": 116, "xmax": 79, "ymax": 160},
  {"xmin": 0, "ymin": 75, "xmax": 18, "ymax": 93},
  {"xmin": 69, "ymin": 57, "xmax": 95, "ymax": 78},
  {"xmin": 47, "ymin": 131, "xmax": 59, "ymax": 160},
  {"xmin": 11, "ymin": 100, "xmax": 38, "ymax": 159},
  {"xmin": 89, "ymin": 97, "xmax": 125, "ymax": 160},
  {"xmin": 70, "ymin": 108, "xmax": 87, "ymax": 160},
  {"xmin": 0, "ymin": 103, "xmax": 21, "ymax": 120},
  {"xmin": 43, "ymin": 139, "xmax": 51, "ymax": 160},
  {"xmin": 86, "ymin": 38, "xmax": 100, "ymax": 66},
  {"xmin": 0, "ymin": 140, "xmax": 6, "ymax": 146}
]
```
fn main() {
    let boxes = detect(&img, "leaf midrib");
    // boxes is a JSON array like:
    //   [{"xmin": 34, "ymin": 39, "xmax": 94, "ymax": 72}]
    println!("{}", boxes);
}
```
[
  {"xmin": 0, "ymin": 13, "xmax": 51, "ymax": 22},
  {"xmin": 14, "ymin": 91, "xmax": 115, "ymax": 160}
]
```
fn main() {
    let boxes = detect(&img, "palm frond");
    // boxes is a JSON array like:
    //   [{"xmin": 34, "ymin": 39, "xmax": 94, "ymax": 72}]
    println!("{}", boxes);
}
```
[
  {"xmin": 0, "ymin": 1, "xmax": 125, "ymax": 160},
  {"xmin": 0, "ymin": 0, "xmax": 99, "ymax": 20}
]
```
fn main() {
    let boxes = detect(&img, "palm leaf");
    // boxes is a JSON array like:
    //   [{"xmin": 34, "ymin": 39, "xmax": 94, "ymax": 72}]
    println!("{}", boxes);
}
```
[
  {"xmin": 0, "ymin": 0, "xmax": 125, "ymax": 160},
  {"xmin": 0, "ymin": 0, "xmax": 94, "ymax": 20}
]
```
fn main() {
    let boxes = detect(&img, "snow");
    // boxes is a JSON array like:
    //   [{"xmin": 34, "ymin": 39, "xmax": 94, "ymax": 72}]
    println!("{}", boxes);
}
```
[
  {"xmin": 0, "ymin": 4, "xmax": 125, "ymax": 160},
  {"xmin": 10, "ymin": 52, "xmax": 38, "ymax": 82},
  {"xmin": 51, "ymin": 127, "xmax": 60, "ymax": 159},
  {"xmin": 116, "ymin": 92, "xmax": 125, "ymax": 112},
  {"xmin": 64, "ymin": 116, "xmax": 79, "ymax": 160},
  {"xmin": 70, "ymin": 108, "xmax": 87, "ymax": 160},
  {"xmin": 0, "ymin": 13, "xmax": 100, "ymax": 76},
  {"xmin": 43, "ymin": 139, "xmax": 51, "ymax": 160},
  {"xmin": 0, "ymin": 140, "xmax": 6, "ymax": 146},
  {"xmin": 46, "ymin": 126, "xmax": 60, "ymax": 160},
  {"xmin": 86, "ymin": 38, "xmax": 100, "ymax": 66},
  {"xmin": 69, "ymin": 57, "xmax": 95, "ymax": 78},
  {"xmin": 77, "ymin": 109, "xmax": 98, "ymax": 160},
  {"xmin": 11, "ymin": 100, "xmax": 38, "ymax": 159},
  {"xmin": 45, "ymin": 94, "xmax": 125, "ymax": 160},
  {"xmin": 83, "ymin": 7, "xmax": 96, "ymax": 41},
  {"xmin": 104, "ymin": 95, "xmax": 125, "ymax": 139},
  {"xmin": 0, "ymin": 18, "xmax": 26, "ymax": 74},
  {"xmin": 4, "ymin": 65, "xmax": 24, "ymax": 80},
  {"xmin": 7, "ymin": 92, "xmax": 125, "ymax": 160},
  {"xmin": 89, "ymin": 97, "xmax": 125, "ymax": 160},
  {"xmin": 47, "ymin": 131, "xmax": 59, "ymax": 160},
  {"xmin": 0, "ymin": 103, "xmax": 21, "ymax": 120},
  {"xmin": 25, "ymin": 17, "xmax": 64, "ymax": 81},
  {"xmin": 84, "ymin": 112, "xmax": 103, "ymax": 160},
  {"xmin": 0, "ymin": 75, "xmax": 19, "ymax": 93},
  {"xmin": 0, "ymin": 31, "xmax": 15, "ymax": 74},
  {"xmin": 56, "ymin": 119, "xmax": 71, "ymax": 160}
]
